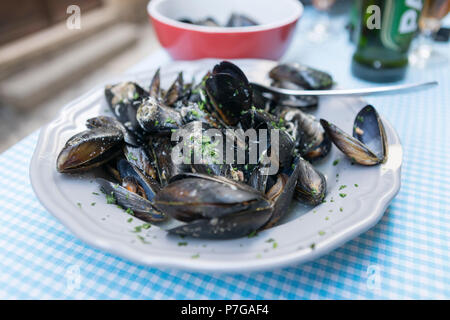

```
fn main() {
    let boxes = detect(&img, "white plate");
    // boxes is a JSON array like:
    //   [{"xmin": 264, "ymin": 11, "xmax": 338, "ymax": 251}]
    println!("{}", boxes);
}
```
[{"xmin": 30, "ymin": 59, "xmax": 402, "ymax": 272}]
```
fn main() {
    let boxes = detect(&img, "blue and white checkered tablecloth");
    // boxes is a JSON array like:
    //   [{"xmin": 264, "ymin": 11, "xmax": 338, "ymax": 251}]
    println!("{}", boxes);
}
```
[{"xmin": 0, "ymin": 8, "xmax": 449, "ymax": 299}]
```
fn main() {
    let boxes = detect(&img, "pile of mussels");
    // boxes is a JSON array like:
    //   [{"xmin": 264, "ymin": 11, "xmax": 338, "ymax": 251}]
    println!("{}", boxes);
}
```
[{"xmin": 56, "ymin": 61, "xmax": 388, "ymax": 239}]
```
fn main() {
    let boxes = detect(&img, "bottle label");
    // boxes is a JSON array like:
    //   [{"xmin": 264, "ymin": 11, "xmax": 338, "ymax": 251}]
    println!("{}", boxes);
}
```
[{"xmin": 381, "ymin": 0, "xmax": 423, "ymax": 52}]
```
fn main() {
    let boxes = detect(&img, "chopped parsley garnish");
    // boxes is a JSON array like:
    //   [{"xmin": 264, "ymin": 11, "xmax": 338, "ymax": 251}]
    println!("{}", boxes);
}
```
[
  {"xmin": 190, "ymin": 110, "xmax": 200, "ymax": 118},
  {"xmin": 339, "ymin": 193, "xmax": 347, "ymax": 198},
  {"xmin": 77, "ymin": 202, "xmax": 82, "ymax": 209},
  {"xmin": 92, "ymin": 192, "xmax": 100, "ymax": 196},
  {"xmin": 339, "ymin": 185, "xmax": 347, "ymax": 190},
  {"xmin": 126, "ymin": 208, "xmax": 134, "ymax": 215},
  {"xmin": 318, "ymin": 231, "xmax": 326, "ymax": 236},
  {"xmin": 191, "ymin": 254, "xmax": 200, "ymax": 259},
  {"xmin": 265, "ymin": 238, "xmax": 275, "ymax": 243},
  {"xmin": 128, "ymin": 152, "xmax": 138, "ymax": 161},
  {"xmin": 333, "ymin": 159, "xmax": 340, "ymax": 166},
  {"xmin": 106, "ymin": 192, "xmax": 116, "ymax": 204},
  {"xmin": 127, "ymin": 218, "xmax": 133, "ymax": 223},
  {"xmin": 340, "ymin": 207, "xmax": 343, "ymax": 212},
  {"xmin": 354, "ymin": 184, "xmax": 359, "ymax": 187},
  {"xmin": 91, "ymin": 202, "xmax": 96, "ymax": 206},
  {"xmin": 247, "ymin": 230, "xmax": 258, "ymax": 238},
  {"xmin": 272, "ymin": 242, "xmax": 278, "ymax": 249},
  {"xmin": 137, "ymin": 235, "xmax": 151, "ymax": 244},
  {"xmin": 178, "ymin": 242, "xmax": 188, "ymax": 246}
]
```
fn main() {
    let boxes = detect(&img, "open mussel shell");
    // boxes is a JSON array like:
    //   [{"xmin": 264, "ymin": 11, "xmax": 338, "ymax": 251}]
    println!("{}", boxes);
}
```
[
  {"xmin": 96, "ymin": 178, "xmax": 165, "ymax": 223},
  {"xmin": 123, "ymin": 145, "xmax": 158, "ymax": 181},
  {"xmin": 353, "ymin": 105, "xmax": 388, "ymax": 163},
  {"xmin": 205, "ymin": 61, "xmax": 253, "ymax": 126},
  {"xmin": 276, "ymin": 107, "xmax": 331, "ymax": 162},
  {"xmin": 104, "ymin": 82, "xmax": 148, "ymax": 136},
  {"xmin": 294, "ymin": 158, "xmax": 327, "ymax": 206},
  {"xmin": 149, "ymin": 68, "xmax": 161, "ymax": 98},
  {"xmin": 117, "ymin": 159, "xmax": 160, "ymax": 201},
  {"xmin": 269, "ymin": 63, "xmax": 333, "ymax": 90},
  {"xmin": 56, "ymin": 127, "xmax": 123, "ymax": 173},
  {"xmin": 263, "ymin": 156, "xmax": 301, "ymax": 229},
  {"xmin": 320, "ymin": 105, "xmax": 387, "ymax": 165},
  {"xmin": 136, "ymin": 97, "xmax": 183, "ymax": 133},
  {"xmin": 164, "ymin": 72, "xmax": 184, "ymax": 106}
]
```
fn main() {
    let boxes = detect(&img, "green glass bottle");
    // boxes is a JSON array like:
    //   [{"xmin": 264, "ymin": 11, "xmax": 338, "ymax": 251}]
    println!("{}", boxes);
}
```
[{"xmin": 351, "ymin": 0, "xmax": 423, "ymax": 82}]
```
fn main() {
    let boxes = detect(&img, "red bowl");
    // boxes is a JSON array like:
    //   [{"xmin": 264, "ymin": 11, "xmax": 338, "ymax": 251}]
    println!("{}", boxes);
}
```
[{"xmin": 148, "ymin": 0, "xmax": 303, "ymax": 60}]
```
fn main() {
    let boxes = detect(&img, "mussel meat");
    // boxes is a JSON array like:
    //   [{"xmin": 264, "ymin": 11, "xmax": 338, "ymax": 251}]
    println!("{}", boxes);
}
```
[{"xmin": 136, "ymin": 97, "xmax": 183, "ymax": 133}]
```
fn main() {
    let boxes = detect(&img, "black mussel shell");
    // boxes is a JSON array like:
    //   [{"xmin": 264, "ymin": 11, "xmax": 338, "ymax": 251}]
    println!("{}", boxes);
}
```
[
  {"xmin": 197, "ymin": 17, "xmax": 221, "ymax": 27},
  {"xmin": 57, "ymin": 127, "xmax": 123, "ymax": 173},
  {"xmin": 156, "ymin": 173, "xmax": 271, "ymax": 222},
  {"xmin": 155, "ymin": 173, "xmax": 273, "ymax": 239},
  {"xmin": 240, "ymin": 108, "xmax": 295, "ymax": 169},
  {"xmin": 117, "ymin": 159, "xmax": 160, "ymax": 201},
  {"xmin": 269, "ymin": 63, "xmax": 333, "ymax": 90},
  {"xmin": 149, "ymin": 135, "xmax": 191, "ymax": 186},
  {"xmin": 320, "ymin": 105, "xmax": 387, "ymax": 166},
  {"xmin": 164, "ymin": 72, "xmax": 184, "ymax": 106},
  {"xmin": 86, "ymin": 116, "xmax": 140, "ymax": 147},
  {"xmin": 167, "ymin": 206, "xmax": 273, "ymax": 239},
  {"xmin": 205, "ymin": 61, "xmax": 253, "ymax": 126},
  {"xmin": 149, "ymin": 68, "xmax": 161, "ymax": 98},
  {"xmin": 104, "ymin": 82, "xmax": 148, "ymax": 136},
  {"xmin": 263, "ymin": 156, "xmax": 301, "ymax": 228},
  {"xmin": 97, "ymin": 178, "xmax": 165, "ymax": 223},
  {"xmin": 248, "ymin": 152, "xmax": 271, "ymax": 193},
  {"xmin": 178, "ymin": 18, "xmax": 194, "ymax": 24},
  {"xmin": 136, "ymin": 97, "xmax": 183, "ymax": 133},
  {"xmin": 294, "ymin": 158, "xmax": 327, "ymax": 205},
  {"xmin": 353, "ymin": 105, "xmax": 388, "ymax": 164},
  {"xmin": 226, "ymin": 13, "xmax": 258, "ymax": 27},
  {"xmin": 123, "ymin": 144, "xmax": 158, "ymax": 181},
  {"xmin": 276, "ymin": 107, "xmax": 331, "ymax": 162}
]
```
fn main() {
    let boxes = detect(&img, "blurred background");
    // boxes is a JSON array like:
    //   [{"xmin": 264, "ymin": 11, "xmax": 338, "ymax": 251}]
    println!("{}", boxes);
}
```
[
  {"xmin": 0, "ymin": 0, "xmax": 159, "ymax": 153},
  {"xmin": 0, "ymin": 0, "xmax": 448, "ymax": 153}
]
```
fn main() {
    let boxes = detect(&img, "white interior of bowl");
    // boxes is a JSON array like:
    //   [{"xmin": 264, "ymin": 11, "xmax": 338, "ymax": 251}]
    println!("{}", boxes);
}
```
[{"xmin": 148, "ymin": 0, "xmax": 303, "ymax": 33}]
